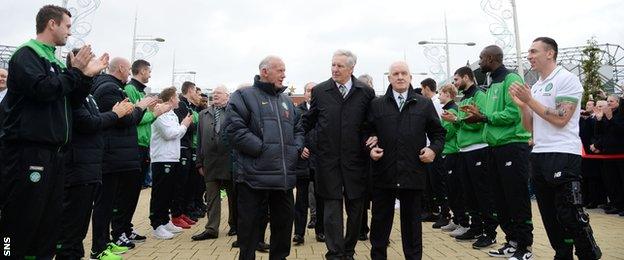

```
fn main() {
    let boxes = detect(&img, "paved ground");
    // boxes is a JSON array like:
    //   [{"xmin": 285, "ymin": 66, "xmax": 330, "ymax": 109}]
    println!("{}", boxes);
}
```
[{"xmin": 83, "ymin": 189, "xmax": 624, "ymax": 259}]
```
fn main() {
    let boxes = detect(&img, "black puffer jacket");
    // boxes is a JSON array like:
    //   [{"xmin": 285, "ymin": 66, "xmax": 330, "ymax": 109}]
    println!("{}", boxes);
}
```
[
  {"xmin": 65, "ymin": 94, "xmax": 119, "ymax": 185},
  {"xmin": 593, "ymin": 101, "xmax": 624, "ymax": 154},
  {"xmin": 92, "ymin": 74, "xmax": 145, "ymax": 174},
  {"xmin": 226, "ymin": 76, "xmax": 305, "ymax": 190}
]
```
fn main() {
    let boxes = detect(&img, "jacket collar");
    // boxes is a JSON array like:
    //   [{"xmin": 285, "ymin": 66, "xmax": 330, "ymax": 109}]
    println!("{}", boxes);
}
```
[
  {"xmin": 489, "ymin": 65, "xmax": 510, "ymax": 85},
  {"xmin": 460, "ymin": 84, "xmax": 478, "ymax": 101},
  {"xmin": 383, "ymin": 84, "xmax": 418, "ymax": 104},
  {"xmin": 253, "ymin": 75, "xmax": 287, "ymax": 96},
  {"xmin": 128, "ymin": 78, "xmax": 147, "ymax": 92},
  {"xmin": 442, "ymin": 100, "xmax": 456, "ymax": 110}
]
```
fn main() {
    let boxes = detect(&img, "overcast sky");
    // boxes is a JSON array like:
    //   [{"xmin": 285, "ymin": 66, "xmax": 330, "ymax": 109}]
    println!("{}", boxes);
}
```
[{"xmin": 2, "ymin": 0, "xmax": 623, "ymax": 94}]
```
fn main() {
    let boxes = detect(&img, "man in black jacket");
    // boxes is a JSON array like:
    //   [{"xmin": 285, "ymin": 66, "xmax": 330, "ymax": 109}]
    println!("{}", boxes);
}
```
[
  {"xmin": 301, "ymin": 50, "xmax": 377, "ymax": 260},
  {"xmin": 226, "ymin": 56, "xmax": 304, "ymax": 260},
  {"xmin": 368, "ymin": 61, "xmax": 445, "ymax": 260},
  {"xmin": 0, "ymin": 5, "xmax": 109, "ymax": 258},
  {"xmin": 57, "ymin": 48, "xmax": 135, "ymax": 260},
  {"xmin": 91, "ymin": 57, "xmax": 157, "ymax": 258}
]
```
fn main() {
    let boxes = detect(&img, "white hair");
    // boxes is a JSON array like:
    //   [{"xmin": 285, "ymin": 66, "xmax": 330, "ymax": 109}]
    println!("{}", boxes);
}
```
[
  {"xmin": 357, "ymin": 74, "xmax": 373, "ymax": 87},
  {"xmin": 108, "ymin": 57, "xmax": 128, "ymax": 71},
  {"xmin": 259, "ymin": 55, "xmax": 282, "ymax": 70},
  {"xmin": 333, "ymin": 49, "xmax": 357, "ymax": 68},
  {"xmin": 213, "ymin": 84, "xmax": 229, "ymax": 94}
]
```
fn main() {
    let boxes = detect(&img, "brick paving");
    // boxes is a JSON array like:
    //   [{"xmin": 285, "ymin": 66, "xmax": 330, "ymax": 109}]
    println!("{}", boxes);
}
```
[{"xmin": 82, "ymin": 189, "xmax": 624, "ymax": 259}]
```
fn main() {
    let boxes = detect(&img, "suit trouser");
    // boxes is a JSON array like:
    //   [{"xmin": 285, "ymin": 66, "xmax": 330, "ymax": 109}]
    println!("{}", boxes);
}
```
[
  {"xmin": 489, "ymin": 143, "xmax": 533, "ymax": 249},
  {"xmin": 309, "ymin": 169, "xmax": 325, "ymax": 235},
  {"xmin": 56, "ymin": 182, "xmax": 100, "ymax": 259},
  {"xmin": 149, "ymin": 162, "xmax": 179, "ymax": 229},
  {"xmin": 370, "ymin": 188, "xmax": 422, "ymax": 260},
  {"xmin": 601, "ymin": 160, "xmax": 624, "ymax": 210},
  {"xmin": 0, "ymin": 145, "xmax": 65, "ymax": 259},
  {"xmin": 443, "ymin": 153, "xmax": 469, "ymax": 226},
  {"xmin": 294, "ymin": 177, "xmax": 310, "ymax": 236},
  {"xmin": 458, "ymin": 147, "xmax": 498, "ymax": 237},
  {"xmin": 581, "ymin": 159, "xmax": 606, "ymax": 206},
  {"xmin": 324, "ymin": 195, "xmax": 365, "ymax": 259},
  {"xmin": 111, "ymin": 169, "xmax": 142, "ymax": 240},
  {"xmin": 531, "ymin": 153, "xmax": 601, "ymax": 260},
  {"xmin": 237, "ymin": 182, "xmax": 293, "ymax": 260},
  {"xmin": 204, "ymin": 180, "xmax": 236, "ymax": 234},
  {"xmin": 91, "ymin": 173, "xmax": 121, "ymax": 254}
]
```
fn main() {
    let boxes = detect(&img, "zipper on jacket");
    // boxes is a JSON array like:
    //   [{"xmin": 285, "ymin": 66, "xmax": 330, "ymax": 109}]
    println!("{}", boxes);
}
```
[
  {"xmin": 273, "ymin": 96, "xmax": 288, "ymax": 188},
  {"xmin": 61, "ymin": 96, "xmax": 69, "ymax": 152}
]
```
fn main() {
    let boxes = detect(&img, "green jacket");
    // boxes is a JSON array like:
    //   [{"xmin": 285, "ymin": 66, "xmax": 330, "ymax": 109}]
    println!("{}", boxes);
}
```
[
  {"xmin": 482, "ymin": 67, "xmax": 531, "ymax": 147},
  {"xmin": 456, "ymin": 85, "xmax": 488, "ymax": 149},
  {"xmin": 442, "ymin": 101, "xmax": 459, "ymax": 155},
  {"xmin": 123, "ymin": 79, "xmax": 155, "ymax": 147}
]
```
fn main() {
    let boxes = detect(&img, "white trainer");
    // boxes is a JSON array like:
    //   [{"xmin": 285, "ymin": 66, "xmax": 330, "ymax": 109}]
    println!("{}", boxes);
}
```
[
  {"xmin": 449, "ymin": 226, "xmax": 470, "ymax": 237},
  {"xmin": 164, "ymin": 221, "xmax": 184, "ymax": 233},
  {"xmin": 153, "ymin": 225, "xmax": 175, "ymax": 240}
]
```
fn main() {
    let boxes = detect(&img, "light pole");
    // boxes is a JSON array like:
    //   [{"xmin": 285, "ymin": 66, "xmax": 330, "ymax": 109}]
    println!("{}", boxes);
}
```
[
  {"xmin": 131, "ymin": 12, "xmax": 165, "ymax": 62},
  {"xmin": 510, "ymin": 0, "xmax": 524, "ymax": 79}
]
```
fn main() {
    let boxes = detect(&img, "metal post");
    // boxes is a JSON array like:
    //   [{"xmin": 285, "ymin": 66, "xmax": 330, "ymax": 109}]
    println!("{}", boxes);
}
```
[
  {"xmin": 171, "ymin": 51, "xmax": 176, "ymax": 86},
  {"xmin": 131, "ymin": 11, "xmax": 138, "ymax": 62},
  {"xmin": 511, "ymin": 0, "xmax": 524, "ymax": 79},
  {"xmin": 444, "ymin": 12, "xmax": 451, "ymax": 80}
]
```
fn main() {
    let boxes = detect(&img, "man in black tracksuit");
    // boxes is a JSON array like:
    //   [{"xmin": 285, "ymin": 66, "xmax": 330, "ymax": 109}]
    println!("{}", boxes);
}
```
[
  {"xmin": 367, "ymin": 61, "xmax": 446, "ymax": 260},
  {"xmin": 226, "ymin": 56, "xmax": 304, "ymax": 260},
  {"xmin": 91, "ymin": 57, "xmax": 155, "ymax": 257},
  {"xmin": 0, "ymin": 5, "xmax": 108, "ymax": 258}
]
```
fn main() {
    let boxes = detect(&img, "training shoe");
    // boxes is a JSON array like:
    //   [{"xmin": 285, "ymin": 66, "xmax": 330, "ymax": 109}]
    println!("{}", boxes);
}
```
[
  {"xmin": 508, "ymin": 248, "xmax": 534, "ymax": 260},
  {"xmin": 472, "ymin": 234, "xmax": 496, "ymax": 249},
  {"xmin": 488, "ymin": 242, "xmax": 517, "ymax": 258},
  {"xmin": 165, "ymin": 221, "xmax": 184, "ymax": 233},
  {"xmin": 293, "ymin": 234, "xmax": 304, "ymax": 245},
  {"xmin": 180, "ymin": 214, "xmax": 197, "ymax": 225},
  {"xmin": 449, "ymin": 226, "xmax": 472, "ymax": 240},
  {"xmin": 256, "ymin": 241, "xmax": 270, "ymax": 252},
  {"xmin": 91, "ymin": 249, "xmax": 122, "ymax": 260},
  {"xmin": 126, "ymin": 230, "xmax": 147, "ymax": 243},
  {"xmin": 115, "ymin": 233, "xmax": 136, "ymax": 249},
  {"xmin": 432, "ymin": 215, "xmax": 450, "ymax": 229},
  {"xmin": 106, "ymin": 242, "xmax": 129, "ymax": 254},
  {"xmin": 441, "ymin": 221, "xmax": 459, "ymax": 232},
  {"xmin": 153, "ymin": 225, "xmax": 175, "ymax": 240},
  {"xmin": 171, "ymin": 217, "xmax": 192, "ymax": 229}
]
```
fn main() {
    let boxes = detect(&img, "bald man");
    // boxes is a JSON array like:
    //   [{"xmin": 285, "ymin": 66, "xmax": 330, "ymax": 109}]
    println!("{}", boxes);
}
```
[
  {"xmin": 367, "ymin": 61, "xmax": 445, "ymax": 260},
  {"xmin": 463, "ymin": 45, "xmax": 534, "ymax": 258},
  {"xmin": 90, "ymin": 57, "xmax": 157, "ymax": 257}
]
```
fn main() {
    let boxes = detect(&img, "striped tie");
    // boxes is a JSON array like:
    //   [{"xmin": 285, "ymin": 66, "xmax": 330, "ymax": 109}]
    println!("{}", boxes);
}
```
[
  {"xmin": 214, "ymin": 107, "xmax": 221, "ymax": 133},
  {"xmin": 398, "ymin": 94, "xmax": 405, "ymax": 111},
  {"xmin": 339, "ymin": 84, "xmax": 347, "ymax": 98}
]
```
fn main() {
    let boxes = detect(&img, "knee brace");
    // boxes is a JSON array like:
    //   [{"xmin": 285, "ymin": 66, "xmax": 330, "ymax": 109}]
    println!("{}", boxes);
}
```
[{"xmin": 561, "ymin": 181, "xmax": 602, "ymax": 259}]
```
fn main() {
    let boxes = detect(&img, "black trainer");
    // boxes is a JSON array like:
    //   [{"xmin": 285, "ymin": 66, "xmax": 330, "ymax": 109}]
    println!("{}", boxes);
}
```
[
  {"xmin": 293, "ymin": 234, "xmax": 304, "ymax": 245},
  {"xmin": 455, "ymin": 228, "xmax": 482, "ymax": 241},
  {"xmin": 432, "ymin": 215, "xmax": 450, "ymax": 229},
  {"xmin": 508, "ymin": 248, "xmax": 534, "ymax": 260},
  {"xmin": 115, "ymin": 233, "xmax": 136, "ymax": 249},
  {"xmin": 472, "ymin": 234, "xmax": 496, "ymax": 249},
  {"xmin": 126, "ymin": 230, "xmax": 147, "ymax": 243},
  {"xmin": 487, "ymin": 242, "xmax": 516, "ymax": 258}
]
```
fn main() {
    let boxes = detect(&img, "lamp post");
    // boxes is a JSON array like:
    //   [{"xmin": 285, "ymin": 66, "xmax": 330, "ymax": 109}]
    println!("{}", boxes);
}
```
[
  {"xmin": 510, "ymin": 0, "xmax": 524, "ymax": 79},
  {"xmin": 131, "ymin": 12, "xmax": 165, "ymax": 62}
]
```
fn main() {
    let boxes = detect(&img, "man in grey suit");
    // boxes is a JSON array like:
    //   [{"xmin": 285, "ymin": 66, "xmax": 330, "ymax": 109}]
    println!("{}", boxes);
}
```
[{"xmin": 192, "ymin": 85, "xmax": 237, "ymax": 240}]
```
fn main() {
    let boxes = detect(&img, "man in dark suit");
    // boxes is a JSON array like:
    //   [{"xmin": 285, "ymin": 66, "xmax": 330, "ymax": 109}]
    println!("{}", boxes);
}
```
[
  {"xmin": 192, "ymin": 85, "xmax": 237, "ymax": 241},
  {"xmin": 301, "ymin": 50, "xmax": 377, "ymax": 260},
  {"xmin": 368, "ymin": 61, "xmax": 446, "ymax": 260}
]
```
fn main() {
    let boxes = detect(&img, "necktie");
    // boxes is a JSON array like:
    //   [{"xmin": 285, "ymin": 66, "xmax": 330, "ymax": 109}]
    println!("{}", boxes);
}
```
[
  {"xmin": 214, "ymin": 107, "xmax": 222, "ymax": 133},
  {"xmin": 398, "ymin": 94, "xmax": 405, "ymax": 111},
  {"xmin": 339, "ymin": 84, "xmax": 347, "ymax": 98}
]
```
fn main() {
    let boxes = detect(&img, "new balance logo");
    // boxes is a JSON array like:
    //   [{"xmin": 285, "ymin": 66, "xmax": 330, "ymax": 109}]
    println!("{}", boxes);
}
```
[
  {"xmin": 554, "ymin": 171, "xmax": 562, "ymax": 178},
  {"xmin": 505, "ymin": 161, "xmax": 512, "ymax": 167},
  {"xmin": 475, "ymin": 161, "xmax": 482, "ymax": 166}
]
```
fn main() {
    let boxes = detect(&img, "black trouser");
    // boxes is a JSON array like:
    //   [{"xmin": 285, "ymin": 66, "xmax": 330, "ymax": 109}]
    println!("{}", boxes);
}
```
[
  {"xmin": 149, "ymin": 162, "xmax": 179, "ymax": 229},
  {"xmin": 111, "ymin": 169, "xmax": 142, "ymax": 240},
  {"xmin": 173, "ymin": 148, "xmax": 191, "ymax": 218},
  {"xmin": 311, "ymin": 169, "xmax": 325, "ymax": 235},
  {"xmin": 139, "ymin": 146, "xmax": 151, "ymax": 187},
  {"xmin": 294, "ymin": 177, "xmax": 310, "ymax": 236},
  {"xmin": 361, "ymin": 192, "xmax": 371, "ymax": 236},
  {"xmin": 57, "ymin": 182, "xmax": 100, "ymax": 259},
  {"xmin": 531, "ymin": 153, "xmax": 602, "ymax": 260},
  {"xmin": 184, "ymin": 149, "xmax": 202, "ymax": 215},
  {"xmin": 443, "ymin": 153, "xmax": 469, "ymax": 226},
  {"xmin": 237, "ymin": 182, "xmax": 293, "ymax": 260},
  {"xmin": 489, "ymin": 143, "xmax": 533, "ymax": 249},
  {"xmin": 370, "ymin": 188, "xmax": 422, "ymax": 260},
  {"xmin": 458, "ymin": 147, "xmax": 498, "ymax": 237},
  {"xmin": 92, "ymin": 173, "xmax": 121, "ymax": 254},
  {"xmin": 428, "ymin": 154, "xmax": 450, "ymax": 218},
  {"xmin": 601, "ymin": 160, "xmax": 624, "ymax": 210},
  {"xmin": 324, "ymin": 195, "xmax": 365, "ymax": 259},
  {"xmin": 581, "ymin": 159, "xmax": 606, "ymax": 206},
  {"xmin": 0, "ymin": 145, "xmax": 65, "ymax": 258}
]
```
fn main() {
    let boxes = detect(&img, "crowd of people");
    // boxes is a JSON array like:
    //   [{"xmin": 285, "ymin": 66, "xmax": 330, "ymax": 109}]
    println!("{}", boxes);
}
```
[{"xmin": 0, "ymin": 4, "xmax": 619, "ymax": 260}]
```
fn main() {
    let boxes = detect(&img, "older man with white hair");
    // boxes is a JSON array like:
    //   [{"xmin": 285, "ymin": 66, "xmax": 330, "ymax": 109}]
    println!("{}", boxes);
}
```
[{"xmin": 301, "ymin": 50, "xmax": 377, "ymax": 260}]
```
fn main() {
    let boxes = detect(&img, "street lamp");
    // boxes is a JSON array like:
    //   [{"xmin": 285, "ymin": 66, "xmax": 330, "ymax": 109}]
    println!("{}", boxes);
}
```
[{"xmin": 131, "ymin": 12, "xmax": 165, "ymax": 61}]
